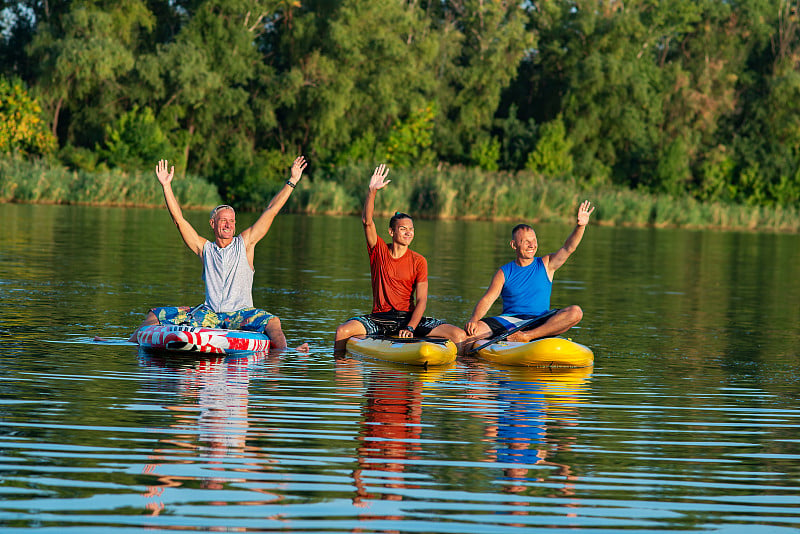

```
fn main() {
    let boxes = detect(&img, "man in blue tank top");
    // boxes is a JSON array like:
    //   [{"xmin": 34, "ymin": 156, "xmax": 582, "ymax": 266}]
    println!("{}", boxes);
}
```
[
  {"xmin": 129, "ymin": 156, "xmax": 308, "ymax": 350},
  {"xmin": 465, "ymin": 200, "xmax": 595, "ymax": 344}
]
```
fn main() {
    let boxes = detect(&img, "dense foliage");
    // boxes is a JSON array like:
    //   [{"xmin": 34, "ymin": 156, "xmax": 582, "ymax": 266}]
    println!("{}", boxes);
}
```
[
  {"xmin": 0, "ymin": 76, "xmax": 56, "ymax": 156},
  {"xmin": 1, "ymin": 0, "xmax": 799, "ymax": 208}
]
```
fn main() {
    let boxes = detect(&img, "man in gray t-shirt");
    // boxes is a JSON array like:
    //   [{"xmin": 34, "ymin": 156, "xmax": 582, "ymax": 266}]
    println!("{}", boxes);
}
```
[{"xmin": 130, "ymin": 156, "xmax": 307, "ymax": 350}]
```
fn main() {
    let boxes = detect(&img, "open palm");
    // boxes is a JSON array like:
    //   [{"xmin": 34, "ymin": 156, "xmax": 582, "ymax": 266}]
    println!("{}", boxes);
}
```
[
  {"xmin": 577, "ymin": 200, "xmax": 595, "ymax": 226},
  {"xmin": 155, "ymin": 159, "xmax": 174, "ymax": 186},
  {"xmin": 369, "ymin": 164, "xmax": 390, "ymax": 191}
]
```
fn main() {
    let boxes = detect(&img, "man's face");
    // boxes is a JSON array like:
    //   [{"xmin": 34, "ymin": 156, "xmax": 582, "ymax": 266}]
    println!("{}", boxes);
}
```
[
  {"xmin": 389, "ymin": 218, "xmax": 415, "ymax": 246},
  {"xmin": 511, "ymin": 228, "xmax": 537, "ymax": 258},
  {"xmin": 210, "ymin": 208, "xmax": 236, "ymax": 240}
]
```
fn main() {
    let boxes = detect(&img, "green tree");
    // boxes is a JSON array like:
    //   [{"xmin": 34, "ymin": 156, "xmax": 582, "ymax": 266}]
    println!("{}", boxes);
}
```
[
  {"xmin": 96, "ymin": 105, "xmax": 177, "ymax": 170},
  {"xmin": 26, "ymin": 1, "xmax": 154, "ymax": 144},
  {"xmin": 385, "ymin": 105, "xmax": 436, "ymax": 168},
  {"xmin": 429, "ymin": 0, "xmax": 533, "ymax": 162},
  {"xmin": 526, "ymin": 116, "xmax": 573, "ymax": 177},
  {"xmin": 269, "ymin": 0, "xmax": 439, "ymax": 165},
  {"xmin": 470, "ymin": 135, "xmax": 501, "ymax": 171},
  {"xmin": 495, "ymin": 104, "xmax": 539, "ymax": 171},
  {"xmin": 133, "ymin": 0, "xmax": 280, "ymax": 190}
]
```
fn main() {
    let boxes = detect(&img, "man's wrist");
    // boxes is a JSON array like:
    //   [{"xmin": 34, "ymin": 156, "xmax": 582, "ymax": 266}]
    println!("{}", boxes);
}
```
[{"xmin": 286, "ymin": 180, "xmax": 296, "ymax": 188}]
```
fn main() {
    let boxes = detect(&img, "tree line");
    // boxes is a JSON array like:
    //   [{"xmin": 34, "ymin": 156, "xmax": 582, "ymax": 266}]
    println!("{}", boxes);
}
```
[{"xmin": 1, "ymin": 0, "xmax": 799, "ymax": 209}]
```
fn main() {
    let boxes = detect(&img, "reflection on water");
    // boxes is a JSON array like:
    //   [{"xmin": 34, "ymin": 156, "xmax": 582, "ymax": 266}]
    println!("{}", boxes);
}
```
[
  {"xmin": 464, "ymin": 365, "xmax": 590, "ymax": 526},
  {"xmin": 2, "ymin": 204, "xmax": 800, "ymax": 532},
  {"xmin": 137, "ymin": 352, "xmax": 274, "ymax": 515},
  {"xmin": 491, "ymin": 368, "xmax": 589, "ymax": 498}
]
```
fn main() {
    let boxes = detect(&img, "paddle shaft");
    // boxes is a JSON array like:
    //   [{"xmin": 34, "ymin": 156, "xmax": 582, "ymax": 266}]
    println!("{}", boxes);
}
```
[{"xmin": 468, "ymin": 310, "xmax": 558, "ymax": 355}]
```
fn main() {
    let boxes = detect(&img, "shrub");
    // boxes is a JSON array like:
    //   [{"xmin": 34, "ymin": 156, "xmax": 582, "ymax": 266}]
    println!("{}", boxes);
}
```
[{"xmin": 0, "ymin": 77, "xmax": 57, "ymax": 157}]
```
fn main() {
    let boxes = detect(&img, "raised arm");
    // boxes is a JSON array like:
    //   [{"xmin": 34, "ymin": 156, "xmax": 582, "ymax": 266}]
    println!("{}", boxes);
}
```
[
  {"xmin": 362, "ymin": 164, "xmax": 390, "ymax": 249},
  {"xmin": 241, "ymin": 156, "xmax": 307, "ymax": 248},
  {"xmin": 543, "ymin": 200, "xmax": 595, "ymax": 276},
  {"xmin": 156, "ymin": 159, "xmax": 206, "ymax": 256},
  {"xmin": 465, "ymin": 269, "xmax": 506, "ymax": 336}
]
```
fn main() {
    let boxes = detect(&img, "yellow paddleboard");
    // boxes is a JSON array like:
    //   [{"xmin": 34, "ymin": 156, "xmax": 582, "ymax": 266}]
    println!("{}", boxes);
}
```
[
  {"xmin": 474, "ymin": 337, "xmax": 593, "ymax": 367},
  {"xmin": 346, "ymin": 336, "xmax": 457, "ymax": 367}
]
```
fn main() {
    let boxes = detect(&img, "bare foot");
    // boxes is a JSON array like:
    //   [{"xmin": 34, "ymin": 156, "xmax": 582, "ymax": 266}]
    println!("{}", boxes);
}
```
[
  {"xmin": 506, "ymin": 332, "xmax": 528, "ymax": 343},
  {"xmin": 295, "ymin": 342, "xmax": 309, "ymax": 352}
]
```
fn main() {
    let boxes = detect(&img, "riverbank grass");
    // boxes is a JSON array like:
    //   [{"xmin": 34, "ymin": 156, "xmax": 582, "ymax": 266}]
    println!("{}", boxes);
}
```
[
  {"xmin": 2, "ymin": 158, "xmax": 797, "ymax": 233},
  {"xmin": 0, "ymin": 157, "xmax": 221, "ymax": 208},
  {"xmin": 293, "ymin": 164, "xmax": 800, "ymax": 233}
]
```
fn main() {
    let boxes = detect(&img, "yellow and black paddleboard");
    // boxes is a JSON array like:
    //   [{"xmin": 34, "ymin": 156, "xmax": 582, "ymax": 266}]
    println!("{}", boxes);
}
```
[
  {"xmin": 346, "ymin": 336, "xmax": 457, "ymax": 367},
  {"xmin": 473, "ymin": 337, "xmax": 593, "ymax": 367}
]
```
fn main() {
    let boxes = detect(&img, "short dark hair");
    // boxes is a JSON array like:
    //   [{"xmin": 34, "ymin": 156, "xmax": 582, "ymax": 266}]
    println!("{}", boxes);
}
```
[
  {"xmin": 390, "ymin": 211, "xmax": 413, "ymax": 230},
  {"xmin": 511, "ymin": 223, "xmax": 533, "ymax": 240}
]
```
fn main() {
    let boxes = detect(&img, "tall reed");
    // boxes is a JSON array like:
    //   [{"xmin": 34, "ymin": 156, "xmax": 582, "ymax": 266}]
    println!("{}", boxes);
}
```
[
  {"xmin": 0, "ymin": 157, "xmax": 221, "ymax": 208},
  {"xmin": 290, "ymin": 164, "xmax": 799, "ymax": 232}
]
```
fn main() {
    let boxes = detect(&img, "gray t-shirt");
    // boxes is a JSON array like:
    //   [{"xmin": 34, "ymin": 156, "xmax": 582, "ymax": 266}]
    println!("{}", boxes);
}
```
[{"xmin": 202, "ymin": 235, "xmax": 254, "ymax": 312}]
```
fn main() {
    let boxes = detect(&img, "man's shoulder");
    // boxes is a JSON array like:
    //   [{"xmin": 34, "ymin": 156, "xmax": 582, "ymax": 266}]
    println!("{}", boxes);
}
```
[
  {"xmin": 408, "ymin": 248, "xmax": 426, "ymax": 260},
  {"xmin": 500, "ymin": 260, "xmax": 516, "ymax": 273},
  {"xmin": 368, "ymin": 236, "xmax": 387, "ymax": 255},
  {"xmin": 409, "ymin": 250, "xmax": 427, "ymax": 278}
]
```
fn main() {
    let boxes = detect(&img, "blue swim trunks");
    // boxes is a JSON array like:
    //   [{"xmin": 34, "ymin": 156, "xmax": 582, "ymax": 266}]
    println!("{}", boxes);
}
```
[
  {"xmin": 150, "ymin": 304, "xmax": 275, "ymax": 333},
  {"xmin": 483, "ymin": 310, "xmax": 558, "ymax": 338}
]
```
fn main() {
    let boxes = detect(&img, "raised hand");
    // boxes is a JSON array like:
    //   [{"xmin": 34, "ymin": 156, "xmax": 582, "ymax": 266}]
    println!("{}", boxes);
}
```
[
  {"xmin": 368, "ymin": 164, "xmax": 390, "ymax": 191},
  {"xmin": 155, "ymin": 159, "xmax": 174, "ymax": 186},
  {"xmin": 577, "ymin": 200, "xmax": 595, "ymax": 226},
  {"xmin": 289, "ymin": 156, "xmax": 307, "ymax": 185}
]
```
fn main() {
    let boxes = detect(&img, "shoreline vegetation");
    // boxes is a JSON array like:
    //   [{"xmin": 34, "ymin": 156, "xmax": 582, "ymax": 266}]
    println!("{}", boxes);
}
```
[{"xmin": 2, "ymin": 157, "xmax": 797, "ymax": 234}]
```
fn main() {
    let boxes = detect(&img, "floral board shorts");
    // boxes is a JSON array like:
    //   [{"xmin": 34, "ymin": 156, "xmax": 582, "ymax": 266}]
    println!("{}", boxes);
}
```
[
  {"xmin": 150, "ymin": 305, "xmax": 275, "ymax": 333},
  {"xmin": 350, "ymin": 310, "xmax": 445, "ymax": 337}
]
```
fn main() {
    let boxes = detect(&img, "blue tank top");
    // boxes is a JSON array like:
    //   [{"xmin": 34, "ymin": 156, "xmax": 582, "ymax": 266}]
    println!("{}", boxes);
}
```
[{"xmin": 500, "ymin": 257, "xmax": 552, "ymax": 315}]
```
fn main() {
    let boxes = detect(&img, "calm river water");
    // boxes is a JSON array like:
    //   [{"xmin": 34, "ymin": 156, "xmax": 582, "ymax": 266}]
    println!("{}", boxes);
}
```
[{"xmin": 1, "ymin": 203, "xmax": 799, "ymax": 533}]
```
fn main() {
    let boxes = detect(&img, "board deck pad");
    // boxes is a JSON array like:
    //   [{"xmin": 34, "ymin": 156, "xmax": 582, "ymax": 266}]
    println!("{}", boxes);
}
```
[{"xmin": 136, "ymin": 325, "xmax": 270, "ymax": 355}]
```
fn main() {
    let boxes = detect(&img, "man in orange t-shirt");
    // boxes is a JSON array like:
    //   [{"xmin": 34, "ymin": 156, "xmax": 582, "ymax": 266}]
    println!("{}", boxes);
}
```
[{"xmin": 334, "ymin": 164, "xmax": 466, "ymax": 354}]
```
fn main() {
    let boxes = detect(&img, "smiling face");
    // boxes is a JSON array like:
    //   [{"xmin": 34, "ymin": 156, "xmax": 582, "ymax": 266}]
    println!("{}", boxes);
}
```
[
  {"xmin": 511, "ymin": 226, "xmax": 538, "ymax": 260},
  {"xmin": 210, "ymin": 207, "xmax": 236, "ymax": 242},
  {"xmin": 389, "ymin": 217, "xmax": 415, "ymax": 247}
]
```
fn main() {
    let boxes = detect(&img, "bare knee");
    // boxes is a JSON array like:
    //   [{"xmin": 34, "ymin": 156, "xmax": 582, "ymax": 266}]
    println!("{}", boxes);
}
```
[
  {"xmin": 335, "ymin": 323, "xmax": 347, "ymax": 341},
  {"xmin": 336, "ymin": 320, "xmax": 363, "ymax": 341},
  {"xmin": 449, "ymin": 327, "xmax": 467, "ymax": 344},
  {"xmin": 429, "ymin": 324, "xmax": 466, "ymax": 344},
  {"xmin": 564, "ymin": 305, "xmax": 583, "ymax": 326}
]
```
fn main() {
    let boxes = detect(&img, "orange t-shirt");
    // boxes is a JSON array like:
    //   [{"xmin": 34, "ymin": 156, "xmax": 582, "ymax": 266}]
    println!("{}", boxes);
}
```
[{"xmin": 368, "ymin": 237, "xmax": 428, "ymax": 313}]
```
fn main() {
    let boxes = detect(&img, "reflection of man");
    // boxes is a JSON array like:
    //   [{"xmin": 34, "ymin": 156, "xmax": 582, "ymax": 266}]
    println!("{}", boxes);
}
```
[
  {"xmin": 489, "ymin": 379, "xmax": 578, "ymax": 500},
  {"xmin": 141, "ymin": 354, "xmax": 282, "ymax": 516},
  {"xmin": 140, "ymin": 355, "xmax": 264, "ymax": 513},
  {"xmin": 466, "ymin": 201, "xmax": 595, "ymax": 343},
  {"xmin": 334, "ymin": 164, "xmax": 466, "ymax": 353},
  {"xmin": 131, "ymin": 157, "xmax": 308, "ymax": 350},
  {"xmin": 351, "ymin": 370, "xmax": 423, "ymax": 506}
]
